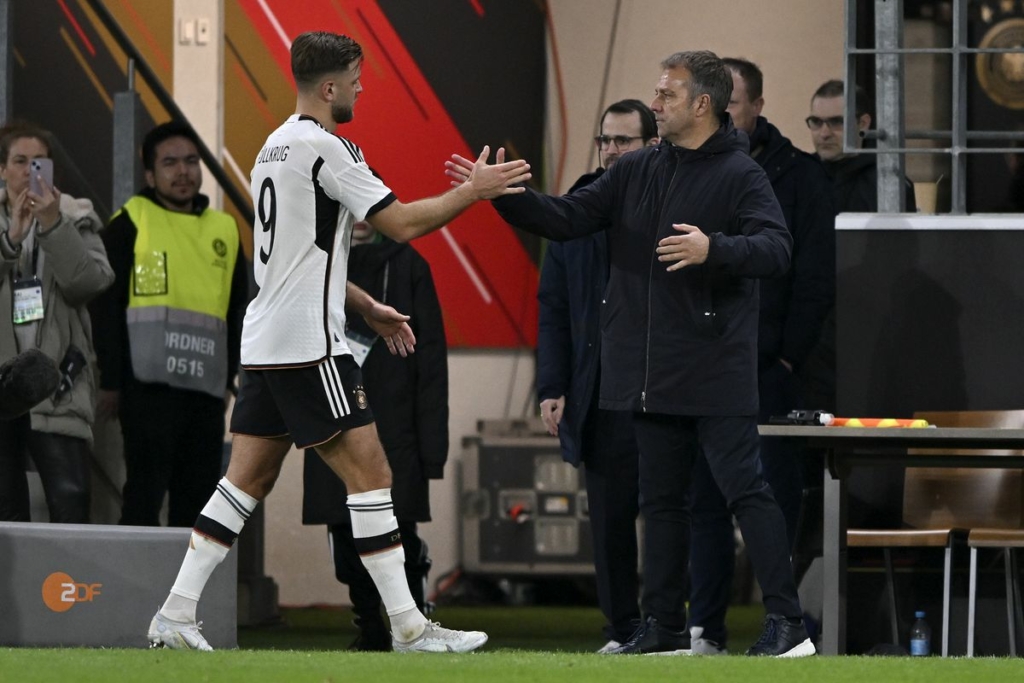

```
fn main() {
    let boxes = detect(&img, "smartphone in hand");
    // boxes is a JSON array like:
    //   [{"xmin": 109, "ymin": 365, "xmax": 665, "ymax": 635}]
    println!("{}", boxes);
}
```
[{"xmin": 29, "ymin": 158, "xmax": 54, "ymax": 196}]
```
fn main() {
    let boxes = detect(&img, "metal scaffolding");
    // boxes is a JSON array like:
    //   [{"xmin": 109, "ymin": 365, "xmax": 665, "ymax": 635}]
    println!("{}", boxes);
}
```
[{"xmin": 846, "ymin": 0, "xmax": 1024, "ymax": 213}]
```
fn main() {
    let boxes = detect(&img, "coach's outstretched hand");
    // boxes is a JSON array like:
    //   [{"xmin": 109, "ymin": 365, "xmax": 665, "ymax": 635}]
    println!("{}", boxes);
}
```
[
  {"xmin": 445, "ymin": 153, "xmax": 475, "ymax": 188},
  {"xmin": 451, "ymin": 146, "xmax": 529, "ymax": 198}
]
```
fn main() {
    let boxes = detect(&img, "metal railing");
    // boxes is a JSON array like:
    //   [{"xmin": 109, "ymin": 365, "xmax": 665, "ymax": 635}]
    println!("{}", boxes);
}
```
[
  {"xmin": 84, "ymin": 0, "xmax": 254, "ymax": 228},
  {"xmin": 844, "ymin": 0, "xmax": 1024, "ymax": 214}
]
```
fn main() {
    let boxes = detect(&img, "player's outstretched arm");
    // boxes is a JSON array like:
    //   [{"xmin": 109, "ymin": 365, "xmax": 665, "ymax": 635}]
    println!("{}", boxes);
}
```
[
  {"xmin": 368, "ymin": 146, "xmax": 530, "ymax": 243},
  {"xmin": 345, "ymin": 282, "xmax": 416, "ymax": 356}
]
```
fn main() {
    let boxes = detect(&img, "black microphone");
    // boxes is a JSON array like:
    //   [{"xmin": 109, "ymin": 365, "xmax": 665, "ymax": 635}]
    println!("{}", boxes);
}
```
[{"xmin": 0, "ymin": 349, "xmax": 61, "ymax": 420}]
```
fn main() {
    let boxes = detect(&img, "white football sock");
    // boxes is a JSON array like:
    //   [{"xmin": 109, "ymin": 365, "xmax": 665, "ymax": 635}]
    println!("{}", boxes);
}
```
[
  {"xmin": 348, "ymin": 488, "xmax": 426, "ymax": 641},
  {"xmin": 161, "ymin": 478, "xmax": 257, "ymax": 623}
]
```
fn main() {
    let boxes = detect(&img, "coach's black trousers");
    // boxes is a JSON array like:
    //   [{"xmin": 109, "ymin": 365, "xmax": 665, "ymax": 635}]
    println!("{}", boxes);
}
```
[
  {"xmin": 634, "ymin": 412, "xmax": 801, "ymax": 630},
  {"xmin": 688, "ymin": 362, "xmax": 807, "ymax": 644}
]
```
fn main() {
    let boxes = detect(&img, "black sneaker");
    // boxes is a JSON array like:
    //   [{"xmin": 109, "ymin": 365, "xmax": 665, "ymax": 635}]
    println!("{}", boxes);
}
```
[
  {"xmin": 745, "ymin": 614, "xmax": 816, "ymax": 657},
  {"xmin": 348, "ymin": 619, "xmax": 392, "ymax": 652},
  {"xmin": 606, "ymin": 616, "xmax": 691, "ymax": 655}
]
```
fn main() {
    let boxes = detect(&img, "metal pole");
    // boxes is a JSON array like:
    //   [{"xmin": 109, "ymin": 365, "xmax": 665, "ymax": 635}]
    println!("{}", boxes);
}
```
[
  {"xmin": 875, "ymin": 0, "xmax": 906, "ymax": 213},
  {"xmin": 844, "ymin": 0, "xmax": 859, "ymax": 154},
  {"xmin": 951, "ymin": 0, "xmax": 968, "ymax": 214},
  {"xmin": 0, "ymin": 0, "xmax": 12, "ymax": 124},
  {"xmin": 111, "ymin": 60, "xmax": 142, "ymax": 210}
]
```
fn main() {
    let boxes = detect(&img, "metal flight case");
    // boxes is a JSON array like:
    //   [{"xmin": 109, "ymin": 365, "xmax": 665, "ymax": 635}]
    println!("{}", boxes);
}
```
[{"xmin": 459, "ymin": 419, "xmax": 595, "ymax": 576}]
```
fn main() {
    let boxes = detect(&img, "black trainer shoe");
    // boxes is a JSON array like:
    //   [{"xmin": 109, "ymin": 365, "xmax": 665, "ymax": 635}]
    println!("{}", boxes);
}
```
[
  {"xmin": 348, "ymin": 619, "xmax": 392, "ymax": 652},
  {"xmin": 745, "ymin": 614, "xmax": 816, "ymax": 657},
  {"xmin": 606, "ymin": 616, "xmax": 691, "ymax": 655}
]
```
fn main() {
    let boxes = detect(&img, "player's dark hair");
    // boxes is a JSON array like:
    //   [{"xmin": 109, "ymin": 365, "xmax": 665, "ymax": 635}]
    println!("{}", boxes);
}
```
[{"xmin": 291, "ymin": 31, "xmax": 363, "ymax": 88}]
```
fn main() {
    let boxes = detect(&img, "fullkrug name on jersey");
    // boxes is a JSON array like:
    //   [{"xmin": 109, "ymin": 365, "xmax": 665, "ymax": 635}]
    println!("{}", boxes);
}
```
[{"xmin": 256, "ymin": 145, "xmax": 290, "ymax": 164}]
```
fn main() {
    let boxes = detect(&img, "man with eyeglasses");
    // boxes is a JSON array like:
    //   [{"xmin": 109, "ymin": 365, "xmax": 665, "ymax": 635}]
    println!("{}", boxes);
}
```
[
  {"xmin": 680, "ymin": 58, "xmax": 837, "ymax": 656},
  {"xmin": 802, "ymin": 79, "xmax": 915, "ymax": 440},
  {"xmin": 536, "ymin": 99, "xmax": 663, "ymax": 653},
  {"xmin": 807, "ymin": 79, "xmax": 916, "ymax": 213}
]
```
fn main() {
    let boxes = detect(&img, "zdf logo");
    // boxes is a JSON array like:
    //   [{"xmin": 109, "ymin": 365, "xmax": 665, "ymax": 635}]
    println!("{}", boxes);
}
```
[{"xmin": 41, "ymin": 572, "xmax": 102, "ymax": 613}]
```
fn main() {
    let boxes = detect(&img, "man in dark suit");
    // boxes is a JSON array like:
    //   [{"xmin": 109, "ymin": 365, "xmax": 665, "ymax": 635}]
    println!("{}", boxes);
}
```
[{"xmin": 536, "ymin": 99, "xmax": 662, "ymax": 653}]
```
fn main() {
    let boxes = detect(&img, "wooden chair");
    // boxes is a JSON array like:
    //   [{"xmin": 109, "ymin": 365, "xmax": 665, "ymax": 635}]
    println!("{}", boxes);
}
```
[
  {"xmin": 846, "ymin": 409, "xmax": 1024, "ymax": 656},
  {"xmin": 967, "ymin": 529, "xmax": 1024, "ymax": 656}
]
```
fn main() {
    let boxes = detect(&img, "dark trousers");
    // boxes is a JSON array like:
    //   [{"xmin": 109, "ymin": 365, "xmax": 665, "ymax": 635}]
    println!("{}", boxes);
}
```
[
  {"xmin": 688, "ymin": 362, "xmax": 807, "ymax": 643},
  {"xmin": 0, "ymin": 414, "xmax": 91, "ymax": 523},
  {"xmin": 119, "ymin": 382, "xmax": 224, "ymax": 527},
  {"xmin": 635, "ymin": 412, "xmax": 801, "ymax": 632},
  {"xmin": 329, "ymin": 519, "xmax": 430, "ymax": 624},
  {"xmin": 582, "ymin": 408, "xmax": 641, "ymax": 643}
]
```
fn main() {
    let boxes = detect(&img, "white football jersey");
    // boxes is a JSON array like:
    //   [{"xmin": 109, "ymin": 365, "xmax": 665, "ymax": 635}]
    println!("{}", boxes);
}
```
[{"xmin": 242, "ymin": 115, "xmax": 395, "ymax": 367}]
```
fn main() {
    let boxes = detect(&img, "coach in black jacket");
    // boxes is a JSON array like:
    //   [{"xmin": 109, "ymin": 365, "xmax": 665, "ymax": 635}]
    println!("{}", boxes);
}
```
[
  {"xmin": 482, "ymin": 51, "xmax": 812, "ymax": 657},
  {"xmin": 684, "ymin": 59, "xmax": 837, "ymax": 654},
  {"xmin": 302, "ymin": 223, "xmax": 448, "ymax": 651},
  {"xmin": 536, "ymin": 99, "xmax": 664, "ymax": 652}
]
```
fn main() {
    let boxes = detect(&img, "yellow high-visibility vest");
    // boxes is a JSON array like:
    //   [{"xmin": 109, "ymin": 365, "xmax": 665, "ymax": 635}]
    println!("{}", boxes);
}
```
[{"xmin": 122, "ymin": 195, "xmax": 238, "ymax": 398}]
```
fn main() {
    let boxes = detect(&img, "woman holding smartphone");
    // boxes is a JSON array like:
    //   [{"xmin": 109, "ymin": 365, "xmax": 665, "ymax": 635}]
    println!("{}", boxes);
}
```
[{"xmin": 0, "ymin": 121, "xmax": 114, "ymax": 523}]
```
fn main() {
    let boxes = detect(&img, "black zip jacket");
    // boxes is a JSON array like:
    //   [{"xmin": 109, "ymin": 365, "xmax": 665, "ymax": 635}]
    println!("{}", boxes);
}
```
[
  {"xmin": 302, "ymin": 237, "xmax": 448, "ymax": 523},
  {"xmin": 749, "ymin": 117, "xmax": 836, "ymax": 371},
  {"xmin": 496, "ymin": 119, "xmax": 791, "ymax": 416},
  {"xmin": 820, "ymin": 153, "xmax": 917, "ymax": 213}
]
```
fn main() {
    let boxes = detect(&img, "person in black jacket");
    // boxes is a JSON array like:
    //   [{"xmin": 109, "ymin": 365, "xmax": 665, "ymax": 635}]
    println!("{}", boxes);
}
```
[
  {"xmin": 807, "ymin": 79, "xmax": 916, "ymax": 214},
  {"xmin": 450, "ymin": 50, "xmax": 813, "ymax": 658},
  {"xmin": 302, "ymin": 218, "xmax": 448, "ymax": 651},
  {"xmin": 683, "ymin": 58, "xmax": 837, "ymax": 656},
  {"xmin": 801, "ymin": 80, "xmax": 916, "ymax": 417},
  {"xmin": 537, "ymin": 99, "xmax": 660, "ymax": 653}
]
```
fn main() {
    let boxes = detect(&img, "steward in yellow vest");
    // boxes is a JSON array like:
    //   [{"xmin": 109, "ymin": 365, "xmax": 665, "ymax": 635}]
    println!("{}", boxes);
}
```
[
  {"xmin": 121, "ymin": 194, "xmax": 238, "ymax": 398},
  {"xmin": 90, "ymin": 121, "xmax": 247, "ymax": 527},
  {"xmin": 92, "ymin": 187, "xmax": 246, "ymax": 403}
]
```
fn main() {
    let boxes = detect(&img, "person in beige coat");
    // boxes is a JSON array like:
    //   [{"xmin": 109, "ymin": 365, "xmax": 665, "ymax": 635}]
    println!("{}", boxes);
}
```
[{"xmin": 0, "ymin": 121, "xmax": 113, "ymax": 522}]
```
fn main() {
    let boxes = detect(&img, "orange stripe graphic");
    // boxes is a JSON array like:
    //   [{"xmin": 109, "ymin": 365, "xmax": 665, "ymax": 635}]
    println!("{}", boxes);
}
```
[{"xmin": 60, "ymin": 26, "xmax": 112, "ymax": 110}]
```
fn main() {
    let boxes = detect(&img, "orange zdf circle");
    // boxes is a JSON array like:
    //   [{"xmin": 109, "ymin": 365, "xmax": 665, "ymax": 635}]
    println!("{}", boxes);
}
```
[{"xmin": 41, "ymin": 572, "xmax": 77, "ymax": 612}]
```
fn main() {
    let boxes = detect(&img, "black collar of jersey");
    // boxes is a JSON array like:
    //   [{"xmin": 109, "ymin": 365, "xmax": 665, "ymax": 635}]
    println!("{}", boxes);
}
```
[{"xmin": 298, "ymin": 114, "xmax": 328, "ymax": 131}]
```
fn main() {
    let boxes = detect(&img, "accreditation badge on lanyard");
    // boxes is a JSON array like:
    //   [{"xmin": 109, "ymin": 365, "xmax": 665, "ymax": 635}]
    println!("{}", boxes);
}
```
[
  {"xmin": 12, "ymin": 276, "xmax": 44, "ymax": 324},
  {"xmin": 345, "ymin": 329, "xmax": 378, "ymax": 367}
]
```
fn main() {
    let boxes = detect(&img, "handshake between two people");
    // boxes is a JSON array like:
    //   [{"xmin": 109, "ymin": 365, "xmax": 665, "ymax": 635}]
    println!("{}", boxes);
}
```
[
  {"xmin": 447, "ymin": 146, "xmax": 531, "ymax": 200},
  {"xmin": 443, "ymin": 149, "xmax": 709, "ymax": 270}
]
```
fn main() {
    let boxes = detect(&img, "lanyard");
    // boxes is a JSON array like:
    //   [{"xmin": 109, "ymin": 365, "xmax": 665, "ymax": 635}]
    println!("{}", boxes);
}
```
[{"xmin": 15, "ymin": 231, "xmax": 39, "ymax": 280}]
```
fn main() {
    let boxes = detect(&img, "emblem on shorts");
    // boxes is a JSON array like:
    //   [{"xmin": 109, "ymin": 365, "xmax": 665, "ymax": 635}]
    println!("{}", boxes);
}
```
[{"xmin": 355, "ymin": 386, "xmax": 368, "ymax": 410}]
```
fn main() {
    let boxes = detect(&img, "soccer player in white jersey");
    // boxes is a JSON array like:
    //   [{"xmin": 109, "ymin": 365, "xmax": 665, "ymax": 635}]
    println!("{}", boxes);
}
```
[{"xmin": 147, "ymin": 31, "xmax": 531, "ymax": 653}]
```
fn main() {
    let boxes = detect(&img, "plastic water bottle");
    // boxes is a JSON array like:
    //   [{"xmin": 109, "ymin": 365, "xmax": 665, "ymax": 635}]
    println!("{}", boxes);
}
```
[{"xmin": 909, "ymin": 611, "xmax": 931, "ymax": 656}]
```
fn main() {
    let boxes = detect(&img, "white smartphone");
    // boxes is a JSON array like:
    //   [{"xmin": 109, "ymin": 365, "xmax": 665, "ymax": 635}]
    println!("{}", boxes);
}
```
[{"xmin": 29, "ymin": 158, "xmax": 54, "ymax": 196}]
